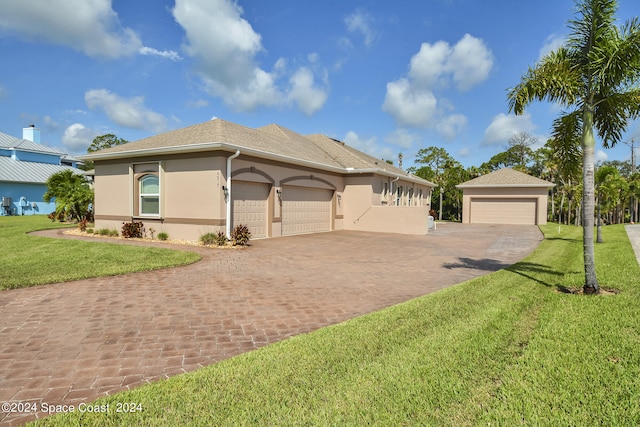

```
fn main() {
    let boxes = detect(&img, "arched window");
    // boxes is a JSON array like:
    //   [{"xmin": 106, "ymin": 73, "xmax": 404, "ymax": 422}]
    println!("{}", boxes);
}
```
[{"xmin": 140, "ymin": 175, "xmax": 159, "ymax": 215}]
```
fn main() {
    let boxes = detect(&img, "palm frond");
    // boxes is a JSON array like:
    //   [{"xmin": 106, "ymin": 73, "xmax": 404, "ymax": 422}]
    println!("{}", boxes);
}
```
[
  {"xmin": 507, "ymin": 48, "xmax": 581, "ymax": 114},
  {"xmin": 593, "ymin": 89, "xmax": 640, "ymax": 147}
]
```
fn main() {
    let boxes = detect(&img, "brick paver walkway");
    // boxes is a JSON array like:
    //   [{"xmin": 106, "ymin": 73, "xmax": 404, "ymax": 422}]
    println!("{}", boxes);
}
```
[{"xmin": 0, "ymin": 224, "xmax": 542, "ymax": 426}]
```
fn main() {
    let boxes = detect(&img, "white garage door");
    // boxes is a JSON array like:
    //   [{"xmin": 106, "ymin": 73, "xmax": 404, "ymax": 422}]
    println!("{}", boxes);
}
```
[
  {"xmin": 232, "ymin": 181, "xmax": 269, "ymax": 238},
  {"xmin": 470, "ymin": 198, "xmax": 537, "ymax": 225},
  {"xmin": 282, "ymin": 186, "xmax": 332, "ymax": 236}
]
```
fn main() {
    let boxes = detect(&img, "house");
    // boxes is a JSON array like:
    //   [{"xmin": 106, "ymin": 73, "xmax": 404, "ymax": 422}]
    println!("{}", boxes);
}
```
[
  {"xmin": 456, "ymin": 167, "xmax": 555, "ymax": 225},
  {"xmin": 0, "ymin": 125, "xmax": 83, "ymax": 216},
  {"xmin": 81, "ymin": 118, "xmax": 436, "ymax": 240}
]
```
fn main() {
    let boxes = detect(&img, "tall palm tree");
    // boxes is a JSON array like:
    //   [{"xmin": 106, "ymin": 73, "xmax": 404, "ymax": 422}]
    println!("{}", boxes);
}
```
[{"xmin": 508, "ymin": 0, "xmax": 640, "ymax": 294}]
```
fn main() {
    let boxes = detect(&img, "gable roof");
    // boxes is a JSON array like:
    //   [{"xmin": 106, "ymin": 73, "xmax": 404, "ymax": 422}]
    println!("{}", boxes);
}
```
[
  {"xmin": 81, "ymin": 119, "xmax": 436, "ymax": 187},
  {"xmin": 0, "ymin": 157, "xmax": 82, "ymax": 184},
  {"xmin": 456, "ymin": 167, "xmax": 555, "ymax": 188},
  {"xmin": 0, "ymin": 131, "xmax": 64, "ymax": 155}
]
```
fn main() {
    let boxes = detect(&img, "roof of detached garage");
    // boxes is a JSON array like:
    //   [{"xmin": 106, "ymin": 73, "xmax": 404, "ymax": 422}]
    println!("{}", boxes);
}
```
[
  {"xmin": 81, "ymin": 118, "xmax": 435, "ymax": 187},
  {"xmin": 456, "ymin": 167, "xmax": 555, "ymax": 188}
]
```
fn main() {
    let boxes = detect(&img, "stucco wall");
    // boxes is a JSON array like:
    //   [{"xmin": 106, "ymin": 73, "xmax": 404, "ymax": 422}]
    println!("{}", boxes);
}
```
[
  {"xmin": 461, "ymin": 187, "xmax": 550, "ymax": 225},
  {"xmin": 93, "ymin": 152, "xmax": 433, "ymax": 241},
  {"xmin": 346, "ymin": 206, "xmax": 429, "ymax": 234}
]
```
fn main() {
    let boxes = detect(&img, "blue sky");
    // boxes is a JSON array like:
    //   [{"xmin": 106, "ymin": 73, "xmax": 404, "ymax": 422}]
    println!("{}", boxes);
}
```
[{"xmin": 0, "ymin": 0, "xmax": 638, "ymax": 168}]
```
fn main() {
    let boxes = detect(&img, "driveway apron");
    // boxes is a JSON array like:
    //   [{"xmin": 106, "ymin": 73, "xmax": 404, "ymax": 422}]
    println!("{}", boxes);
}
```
[{"xmin": 0, "ymin": 223, "xmax": 542, "ymax": 426}]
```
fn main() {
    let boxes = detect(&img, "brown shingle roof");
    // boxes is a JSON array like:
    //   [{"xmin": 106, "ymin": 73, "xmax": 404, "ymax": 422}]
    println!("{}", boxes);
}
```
[
  {"xmin": 456, "ymin": 168, "xmax": 554, "ymax": 188},
  {"xmin": 82, "ymin": 119, "xmax": 435, "ymax": 186}
]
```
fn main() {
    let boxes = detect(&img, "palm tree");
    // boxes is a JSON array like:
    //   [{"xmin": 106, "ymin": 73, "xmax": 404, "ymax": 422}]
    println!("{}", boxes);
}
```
[
  {"xmin": 507, "ymin": 0, "xmax": 640, "ymax": 294},
  {"xmin": 43, "ymin": 170, "xmax": 94, "ymax": 222}
]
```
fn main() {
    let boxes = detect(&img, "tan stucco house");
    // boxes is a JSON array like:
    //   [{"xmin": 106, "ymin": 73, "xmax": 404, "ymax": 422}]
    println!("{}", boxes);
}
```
[
  {"xmin": 81, "ymin": 119, "xmax": 436, "ymax": 241},
  {"xmin": 456, "ymin": 168, "xmax": 555, "ymax": 225}
]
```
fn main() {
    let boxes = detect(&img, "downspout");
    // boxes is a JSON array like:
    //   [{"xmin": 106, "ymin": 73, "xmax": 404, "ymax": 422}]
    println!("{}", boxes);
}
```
[{"xmin": 225, "ymin": 150, "xmax": 241, "ymax": 238}]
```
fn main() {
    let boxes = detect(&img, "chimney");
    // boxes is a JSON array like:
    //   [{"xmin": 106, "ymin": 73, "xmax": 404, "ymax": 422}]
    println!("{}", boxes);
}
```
[{"xmin": 23, "ymin": 124, "xmax": 41, "ymax": 143}]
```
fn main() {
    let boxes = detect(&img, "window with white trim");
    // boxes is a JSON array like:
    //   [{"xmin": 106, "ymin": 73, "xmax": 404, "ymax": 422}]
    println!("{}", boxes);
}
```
[{"xmin": 139, "ymin": 175, "xmax": 160, "ymax": 216}]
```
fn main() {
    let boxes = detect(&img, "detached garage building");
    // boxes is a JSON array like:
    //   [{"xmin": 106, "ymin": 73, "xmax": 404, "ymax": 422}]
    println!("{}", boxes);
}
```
[
  {"xmin": 457, "ymin": 168, "xmax": 554, "ymax": 225},
  {"xmin": 83, "ymin": 119, "xmax": 435, "ymax": 241}
]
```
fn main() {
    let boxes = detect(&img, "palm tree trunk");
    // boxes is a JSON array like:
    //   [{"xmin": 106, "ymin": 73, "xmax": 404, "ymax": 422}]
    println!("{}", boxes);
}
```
[
  {"xmin": 582, "ymin": 105, "xmax": 600, "ymax": 294},
  {"xmin": 438, "ymin": 189, "xmax": 443, "ymax": 221}
]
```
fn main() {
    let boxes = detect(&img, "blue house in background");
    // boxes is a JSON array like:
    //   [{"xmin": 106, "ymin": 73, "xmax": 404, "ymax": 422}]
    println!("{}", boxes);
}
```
[{"xmin": 0, "ymin": 125, "xmax": 84, "ymax": 216}]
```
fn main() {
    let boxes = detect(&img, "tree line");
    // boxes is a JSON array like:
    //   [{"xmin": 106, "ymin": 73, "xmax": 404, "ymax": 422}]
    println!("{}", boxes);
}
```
[{"xmin": 408, "ymin": 132, "xmax": 640, "ymax": 226}]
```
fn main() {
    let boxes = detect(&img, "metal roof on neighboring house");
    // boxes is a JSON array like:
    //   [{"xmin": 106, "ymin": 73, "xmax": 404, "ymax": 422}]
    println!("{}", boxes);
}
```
[
  {"xmin": 0, "ymin": 157, "xmax": 82, "ymax": 184},
  {"xmin": 0, "ymin": 131, "xmax": 65, "ymax": 155},
  {"xmin": 456, "ymin": 167, "xmax": 555, "ymax": 188},
  {"xmin": 80, "ymin": 118, "xmax": 436, "ymax": 187}
]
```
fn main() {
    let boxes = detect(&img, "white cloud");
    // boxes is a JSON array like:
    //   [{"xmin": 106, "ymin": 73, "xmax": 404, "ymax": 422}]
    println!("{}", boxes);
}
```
[
  {"xmin": 383, "ymin": 34, "xmax": 492, "ymax": 138},
  {"xmin": 482, "ymin": 113, "xmax": 537, "ymax": 146},
  {"xmin": 539, "ymin": 34, "xmax": 565, "ymax": 60},
  {"xmin": 447, "ymin": 34, "xmax": 494, "ymax": 91},
  {"xmin": 345, "ymin": 9, "xmax": 377, "ymax": 47},
  {"xmin": 173, "ymin": 0, "xmax": 328, "ymax": 114},
  {"xmin": 138, "ymin": 46, "xmax": 182, "ymax": 61},
  {"xmin": 85, "ymin": 89, "xmax": 167, "ymax": 132},
  {"xmin": 382, "ymin": 78, "xmax": 438, "ymax": 128},
  {"xmin": 436, "ymin": 114, "xmax": 467, "ymax": 140},
  {"xmin": 385, "ymin": 129, "xmax": 418, "ymax": 149},
  {"xmin": 62, "ymin": 123, "xmax": 98, "ymax": 152},
  {"xmin": 187, "ymin": 99, "xmax": 209, "ymax": 108},
  {"xmin": 408, "ymin": 34, "xmax": 493, "ymax": 92},
  {"xmin": 596, "ymin": 150, "xmax": 608, "ymax": 163},
  {"xmin": 287, "ymin": 67, "xmax": 329, "ymax": 116},
  {"xmin": 458, "ymin": 147, "xmax": 470, "ymax": 158},
  {"xmin": 344, "ymin": 130, "xmax": 394, "ymax": 161},
  {"xmin": 0, "ymin": 0, "xmax": 142, "ymax": 59}
]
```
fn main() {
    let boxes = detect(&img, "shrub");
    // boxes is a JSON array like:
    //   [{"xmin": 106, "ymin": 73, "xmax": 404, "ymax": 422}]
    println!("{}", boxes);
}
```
[
  {"xmin": 200, "ymin": 232, "xmax": 217, "ymax": 245},
  {"xmin": 201, "ymin": 231, "xmax": 228, "ymax": 246},
  {"xmin": 158, "ymin": 232, "xmax": 169, "ymax": 241},
  {"xmin": 98, "ymin": 228, "xmax": 111, "ymax": 236},
  {"xmin": 231, "ymin": 224, "xmax": 251, "ymax": 246},
  {"xmin": 122, "ymin": 221, "xmax": 144, "ymax": 238},
  {"xmin": 109, "ymin": 229, "xmax": 119, "ymax": 237},
  {"xmin": 86, "ymin": 228, "xmax": 94, "ymax": 234},
  {"xmin": 78, "ymin": 218, "xmax": 88, "ymax": 232},
  {"xmin": 148, "ymin": 227, "xmax": 156, "ymax": 239},
  {"xmin": 214, "ymin": 231, "xmax": 228, "ymax": 246}
]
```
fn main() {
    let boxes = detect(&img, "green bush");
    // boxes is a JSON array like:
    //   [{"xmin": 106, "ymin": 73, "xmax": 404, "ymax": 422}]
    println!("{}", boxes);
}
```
[
  {"xmin": 86, "ymin": 228, "xmax": 94, "ymax": 234},
  {"xmin": 158, "ymin": 232, "xmax": 169, "ymax": 241},
  {"xmin": 122, "ymin": 221, "xmax": 144, "ymax": 238},
  {"xmin": 98, "ymin": 228, "xmax": 111, "ymax": 236},
  {"xmin": 231, "ymin": 224, "xmax": 251, "ymax": 246},
  {"xmin": 201, "ymin": 231, "xmax": 228, "ymax": 246},
  {"xmin": 109, "ymin": 229, "xmax": 119, "ymax": 237}
]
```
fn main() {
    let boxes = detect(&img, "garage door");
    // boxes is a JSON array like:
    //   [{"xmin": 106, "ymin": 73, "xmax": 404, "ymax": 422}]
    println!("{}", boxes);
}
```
[
  {"xmin": 470, "ymin": 198, "xmax": 537, "ymax": 225},
  {"xmin": 232, "ymin": 182, "xmax": 269, "ymax": 238},
  {"xmin": 282, "ymin": 186, "xmax": 332, "ymax": 236}
]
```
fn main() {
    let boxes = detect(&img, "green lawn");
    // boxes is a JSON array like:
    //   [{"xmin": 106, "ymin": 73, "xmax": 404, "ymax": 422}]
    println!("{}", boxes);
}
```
[
  {"xmin": 32, "ymin": 223, "xmax": 640, "ymax": 426},
  {"xmin": 0, "ymin": 216, "xmax": 201, "ymax": 289}
]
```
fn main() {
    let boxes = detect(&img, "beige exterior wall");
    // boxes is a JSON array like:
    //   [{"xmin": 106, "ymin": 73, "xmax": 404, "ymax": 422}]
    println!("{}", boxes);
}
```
[
  {"xmin": 347, "ymin": 206, "xmax": 429, "ymax": 234},
  {"xmin": 93, "ymin": 151, "xmax": 434, "ymax": 241},
  {"xmin": 461, "ymin": 187, "xmax": 550, "ymax": 225},
  {"xmin": 343, "ymin": 174, "xmax": 432, "ymax": 234}
]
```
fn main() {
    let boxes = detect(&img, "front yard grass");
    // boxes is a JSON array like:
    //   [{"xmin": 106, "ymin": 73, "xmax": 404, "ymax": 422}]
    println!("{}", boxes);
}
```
[
  {"xmin": 33, "ymin": 223, "xmax": 640, "ymax": 426},
  {"xmin": 0, "ymin": 216, "xmax": 201, "ymax": 290}
]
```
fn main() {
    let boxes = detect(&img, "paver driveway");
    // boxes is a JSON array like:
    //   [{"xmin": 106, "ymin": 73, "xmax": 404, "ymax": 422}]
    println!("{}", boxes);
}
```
[{"xmin": 0, "ymin": 223, "xmax": 542, "ymax": 426}]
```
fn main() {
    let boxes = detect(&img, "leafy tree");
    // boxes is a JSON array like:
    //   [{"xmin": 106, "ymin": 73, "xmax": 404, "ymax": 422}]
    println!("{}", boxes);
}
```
[
  {"xmin": 43, "ymin": 170, "xmax": 94, "ymax": 222},
  {"xmin": 87, "ymin": 134, "xmax": 128, "ymax": 152},
  {"xmin": 412, "ymin": 147, "xmax": 455, "ymax": 220},
  {"xmin": 81, "ymin": 134, "xmax": 129, "ymax": 170},
  {"xmin": 507, "ymin": 0, "xmax": 640, "ymax": 294},
  {"xmin": 481, "ymin": 148, "xmax": 524, "ymax": 172}
]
